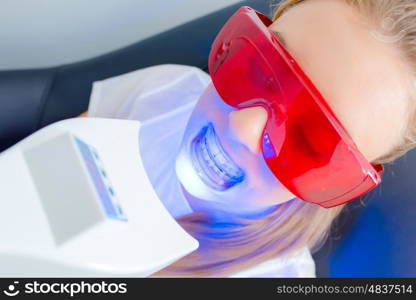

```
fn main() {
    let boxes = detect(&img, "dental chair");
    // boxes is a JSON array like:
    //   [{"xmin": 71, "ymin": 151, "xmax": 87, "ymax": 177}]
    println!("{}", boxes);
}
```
[{"xmin": 0, "ymin": 0, "xmax": 415, "ymax": 277}]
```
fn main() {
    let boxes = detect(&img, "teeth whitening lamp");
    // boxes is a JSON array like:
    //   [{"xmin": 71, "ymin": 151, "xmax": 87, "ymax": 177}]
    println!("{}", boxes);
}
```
[{"xmin": 0, "ymin": 118, "xmax": 198, "ymax": 277}]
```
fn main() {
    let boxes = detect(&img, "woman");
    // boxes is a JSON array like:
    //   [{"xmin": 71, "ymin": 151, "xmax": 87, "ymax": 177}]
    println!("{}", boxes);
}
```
[{"xmin": 81, "ymin": 0, "xmax": 416, "ymax": 276}]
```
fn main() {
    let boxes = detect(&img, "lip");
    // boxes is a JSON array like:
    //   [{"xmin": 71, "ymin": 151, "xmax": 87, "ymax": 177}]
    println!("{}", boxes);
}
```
[{"xmin": 190, "ymin": 123, "xmax": 245, "ymax": 191}]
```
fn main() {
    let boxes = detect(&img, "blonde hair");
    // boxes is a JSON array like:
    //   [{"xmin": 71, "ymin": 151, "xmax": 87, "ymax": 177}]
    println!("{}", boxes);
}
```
[{"xmin": 152, "ymin": 0, "xmax": 416, "ymax": 277}]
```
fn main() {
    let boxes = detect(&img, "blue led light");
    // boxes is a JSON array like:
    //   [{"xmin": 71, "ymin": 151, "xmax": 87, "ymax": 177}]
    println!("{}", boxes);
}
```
[
  {"xmin": 75, "ymin": 137, "xmax": 127, "ymax": 222},
  {"xmin": 262, "ymin": 133, "xmax": 277, "ymax": 159}
]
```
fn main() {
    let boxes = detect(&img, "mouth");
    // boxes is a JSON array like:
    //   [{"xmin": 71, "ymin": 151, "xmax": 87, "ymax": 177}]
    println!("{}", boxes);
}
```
[{"xmin": 191, "ymin": 123, "xmax": 245, "ymax": 191}]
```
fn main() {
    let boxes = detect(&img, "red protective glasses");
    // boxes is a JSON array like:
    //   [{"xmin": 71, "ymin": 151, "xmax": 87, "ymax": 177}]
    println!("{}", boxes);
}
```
[{"xmin": 208, "ymin": 6, "xmax": 384, "ymax": 208}]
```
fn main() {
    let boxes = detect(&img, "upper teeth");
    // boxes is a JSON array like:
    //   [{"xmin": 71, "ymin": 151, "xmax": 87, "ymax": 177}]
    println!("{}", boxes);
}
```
[{"xmin": 191, "ymin": 123, "xmax": 245, "ymax": 191}]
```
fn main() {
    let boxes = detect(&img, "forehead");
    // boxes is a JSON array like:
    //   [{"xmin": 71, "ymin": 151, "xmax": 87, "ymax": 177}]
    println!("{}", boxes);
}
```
[{"xmin": 268, "ymin": 0, "xmax": 410, "ymax": 162}]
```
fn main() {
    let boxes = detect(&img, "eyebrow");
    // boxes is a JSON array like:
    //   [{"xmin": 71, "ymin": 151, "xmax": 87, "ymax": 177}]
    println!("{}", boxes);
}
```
[{"xmin": 271, "ymin": 30, "xmax": 287, "ymax": 48}]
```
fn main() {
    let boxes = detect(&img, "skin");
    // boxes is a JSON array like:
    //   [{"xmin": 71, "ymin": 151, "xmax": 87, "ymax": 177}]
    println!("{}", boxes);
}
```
[{"xmin": 175, "ymin": 0, "xmax": 411, "ymax": 215}]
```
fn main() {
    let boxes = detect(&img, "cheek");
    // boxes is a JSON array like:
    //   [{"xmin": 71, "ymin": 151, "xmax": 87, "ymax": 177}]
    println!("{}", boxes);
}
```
[
  {"xmin": 255, "ymin": 167, "xmax": 296, "ymax": 204},
  {"xmin": 223, "ymin": 137, "xmax": 295, "ymax": 204},
  {"xmin": 254, "ymin": 177, "xmax": 298, "ymax": 206}
]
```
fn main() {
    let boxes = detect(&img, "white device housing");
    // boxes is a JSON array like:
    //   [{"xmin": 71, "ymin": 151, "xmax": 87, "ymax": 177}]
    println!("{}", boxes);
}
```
[{"xmin": 0, "ymin": 118, "xmax": 198, "ymax": 277}]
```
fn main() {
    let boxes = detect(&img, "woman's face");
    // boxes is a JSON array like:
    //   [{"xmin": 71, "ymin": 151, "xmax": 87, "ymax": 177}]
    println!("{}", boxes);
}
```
[{"xmin": 175, "ymin": 0, "xmax": 410, "ymax": 215}]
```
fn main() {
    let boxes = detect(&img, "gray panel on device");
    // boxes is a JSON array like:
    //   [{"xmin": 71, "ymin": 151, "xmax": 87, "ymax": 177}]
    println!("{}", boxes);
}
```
[{"xmin": 23, "ymin": 132, "xmax": 104, "ymax": 245}]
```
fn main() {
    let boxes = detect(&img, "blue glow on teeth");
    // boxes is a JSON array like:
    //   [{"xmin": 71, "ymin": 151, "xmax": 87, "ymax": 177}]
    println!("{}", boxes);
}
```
[{"xmin": 191, "ymin": 123, "xmax": 245, "ymax": 191}]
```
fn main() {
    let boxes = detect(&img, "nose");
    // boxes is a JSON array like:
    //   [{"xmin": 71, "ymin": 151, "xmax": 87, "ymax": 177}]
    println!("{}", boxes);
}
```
[{"xmin": 229, "ymin": 106, "xmax": 268, "ymax": 154}]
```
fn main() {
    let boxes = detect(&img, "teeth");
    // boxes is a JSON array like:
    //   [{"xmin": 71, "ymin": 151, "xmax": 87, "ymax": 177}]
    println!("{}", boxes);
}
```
[{"xmin": 191, "ymin": 123, "xmax": 245, "ymax": 191}]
